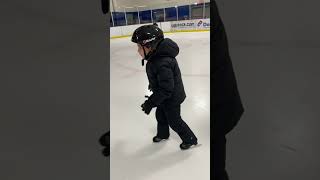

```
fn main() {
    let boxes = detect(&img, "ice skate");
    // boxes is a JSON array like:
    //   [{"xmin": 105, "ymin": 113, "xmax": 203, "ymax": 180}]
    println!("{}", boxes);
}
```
[
  {"xmin": 152, "ymin": 136, "xmax": 169, "ymax": 143},
  {"xmin": 180, "ymin": 141, "xmax": 200, "ymax": 150}
]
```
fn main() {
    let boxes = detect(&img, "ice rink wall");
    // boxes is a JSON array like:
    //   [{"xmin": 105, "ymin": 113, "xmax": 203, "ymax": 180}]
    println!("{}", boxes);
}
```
[{"xmin": 111, "ymin": 18, "xmax": 210, "ymax": 38}]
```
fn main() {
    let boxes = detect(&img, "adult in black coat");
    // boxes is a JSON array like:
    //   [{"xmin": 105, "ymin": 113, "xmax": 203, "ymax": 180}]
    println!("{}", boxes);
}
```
[
  {"xmin": 212, "ymin": 1, "xmax": 244, "ymax": 179},
  {"xmin": 99, "ymin": 0, "xmax": 109, "ymax": 158}
]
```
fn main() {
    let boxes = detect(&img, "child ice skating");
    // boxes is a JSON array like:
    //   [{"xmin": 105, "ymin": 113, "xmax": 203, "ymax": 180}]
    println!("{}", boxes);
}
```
[{"xmin": 131, "ymin": 25, "xmax": 198, "ymax": 150}]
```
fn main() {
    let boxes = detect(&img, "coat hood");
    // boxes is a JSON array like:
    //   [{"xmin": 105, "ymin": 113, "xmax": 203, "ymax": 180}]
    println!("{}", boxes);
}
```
[{"xmin": 149, "ymin": 38, "xmax": 179, "ymax": 59}]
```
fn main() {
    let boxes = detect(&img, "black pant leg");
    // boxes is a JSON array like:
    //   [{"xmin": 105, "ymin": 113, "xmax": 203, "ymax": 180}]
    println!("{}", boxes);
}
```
[
  {"xmin": 213, "ymin": 108, "xmax": 230, "ymax": 180},
  {"xmin": 213, "ymin": 134, "xmax": 229, "ymax": 180},
  {"xmin": 163, "ymin": 105, "xmax": 197, "ymax": 143},
  {"xmin": 155, "ymin": 106, "xmax": 170, "ymax": 138}
]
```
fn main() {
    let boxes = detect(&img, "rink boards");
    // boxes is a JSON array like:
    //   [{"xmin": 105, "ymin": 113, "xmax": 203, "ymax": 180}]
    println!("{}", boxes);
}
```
[{"xmin": 111, "ymin": 18, "xmax": 210, "ymax": 39}]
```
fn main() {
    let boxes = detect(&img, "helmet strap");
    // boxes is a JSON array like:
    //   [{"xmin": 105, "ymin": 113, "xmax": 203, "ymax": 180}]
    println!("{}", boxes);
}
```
[{"xmin": 141, "ymin": 46, "xmax": 147, "ymax": 66}]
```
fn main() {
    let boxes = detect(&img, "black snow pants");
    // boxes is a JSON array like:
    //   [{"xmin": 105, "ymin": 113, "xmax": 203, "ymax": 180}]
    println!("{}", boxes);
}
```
[{"xmin": 155, "ymin": 104, "xmax": 197, "ymax": 144}]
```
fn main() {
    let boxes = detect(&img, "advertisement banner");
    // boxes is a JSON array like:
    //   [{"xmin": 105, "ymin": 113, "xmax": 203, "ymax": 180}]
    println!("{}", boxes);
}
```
[
  {"xmin": 195, "ymin": 19, "xmax": 210, "ymax": 30},
  {"xmin": 170, "ymin": 19, "xmax": 210, "ymax": 31}
]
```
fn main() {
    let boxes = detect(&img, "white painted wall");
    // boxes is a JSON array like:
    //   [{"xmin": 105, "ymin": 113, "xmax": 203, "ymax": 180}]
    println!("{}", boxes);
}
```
[
  {"xmin": 110, "ymin": 26, "xmax": 123, "ymax": 37},
  {"xmin": 160, "ymin": 22, "xmax": 172, "ymax": 32}
]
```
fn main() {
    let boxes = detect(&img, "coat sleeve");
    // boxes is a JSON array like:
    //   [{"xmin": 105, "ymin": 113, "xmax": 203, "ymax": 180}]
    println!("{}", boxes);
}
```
[
  {"xmin": 149, "ymin": 63, "xmax": 174, "ymax": 106},
  {"xmin": 101, "ymin": 0, "xmax": 108, "ymax": 14}
]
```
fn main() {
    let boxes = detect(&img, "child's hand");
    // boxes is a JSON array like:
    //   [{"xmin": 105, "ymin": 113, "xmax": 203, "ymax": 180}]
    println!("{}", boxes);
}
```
[
  {"xmin": 148, "ymin": 85, "xmax": 153, "ymax": 92},
  {"xmin": 141, "ymin": 100, "xmax": 154, "ymax": 115}
]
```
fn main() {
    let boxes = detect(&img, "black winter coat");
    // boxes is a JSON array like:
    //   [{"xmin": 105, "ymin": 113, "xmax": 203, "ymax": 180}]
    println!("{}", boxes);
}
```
[
  {"xmin": 101, "ymin": 0, "xmax": 108, "ymax": 14},
  {"xmin": 212, "ymin": 1, "xmax": 244, "ymax": 134},
  {"xmin": 146, "ymin": 38, "xmax": 186, "ymax": 107}
]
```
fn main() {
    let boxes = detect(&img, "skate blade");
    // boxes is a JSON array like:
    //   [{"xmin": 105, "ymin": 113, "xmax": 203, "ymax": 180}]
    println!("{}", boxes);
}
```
[
  {"xmin": 181, "ymin": 143, "xmax": 202, "ymax": 150},
  {"xmin": 153, "ymin": 138, "xmax": 169, "ymax": 143}
]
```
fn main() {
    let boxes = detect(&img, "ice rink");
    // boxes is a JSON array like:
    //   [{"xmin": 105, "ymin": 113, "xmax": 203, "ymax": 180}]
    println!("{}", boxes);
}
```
[{"xmin": 110, "ymin": 31, "xmax": 210, "ymax": 180}]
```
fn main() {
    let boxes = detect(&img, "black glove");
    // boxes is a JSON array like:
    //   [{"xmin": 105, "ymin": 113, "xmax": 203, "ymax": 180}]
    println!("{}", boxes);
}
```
[
  {"xmin": 141, "ymin": 99, "xmax": 154, "ymax": 115},
  {"xmin": 102, "ymin": 146, "xmax": 110, "ymax": 157},
  {"xmin": 99, "ymin": 131, "xmax": 110, "ymax": 157},
  {"xmin": 148, "ymin": 85, "xmax": 153, "ymax": 92},
  {"xmin": 99, "ymin": 131, "xmax": 110, "ymax": 147}
]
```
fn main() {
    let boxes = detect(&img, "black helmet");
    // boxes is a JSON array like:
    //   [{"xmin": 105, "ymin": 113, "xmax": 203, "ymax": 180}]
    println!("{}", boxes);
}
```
[{"xmin": 131, "ymin": 25, "xmax": 164, "ymax": 49}]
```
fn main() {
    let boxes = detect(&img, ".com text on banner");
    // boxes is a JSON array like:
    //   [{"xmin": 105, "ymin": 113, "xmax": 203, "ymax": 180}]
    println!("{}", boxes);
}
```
[{"xmin": 170, "ymin": 19, "xmax": 210, "ymax": 31}]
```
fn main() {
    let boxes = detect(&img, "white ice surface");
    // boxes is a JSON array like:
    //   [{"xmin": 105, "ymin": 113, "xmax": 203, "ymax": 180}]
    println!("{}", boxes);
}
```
[{"xmin": 110, "ymin": 32, "xmax": 210, "ymax": 180}]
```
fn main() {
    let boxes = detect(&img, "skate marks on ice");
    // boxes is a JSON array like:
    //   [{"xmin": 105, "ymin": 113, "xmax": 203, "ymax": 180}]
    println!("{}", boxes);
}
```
[
  {"xmin": 111, "ymin": 140, "xmax": 193, "ymax": 180},
  {"xmin": 110, "ymin": 32, "xmax": 210, "ymax": 79},
  {"xmin": 113, "ymin": 60, "xmax": 209, "ymax": 79}
]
